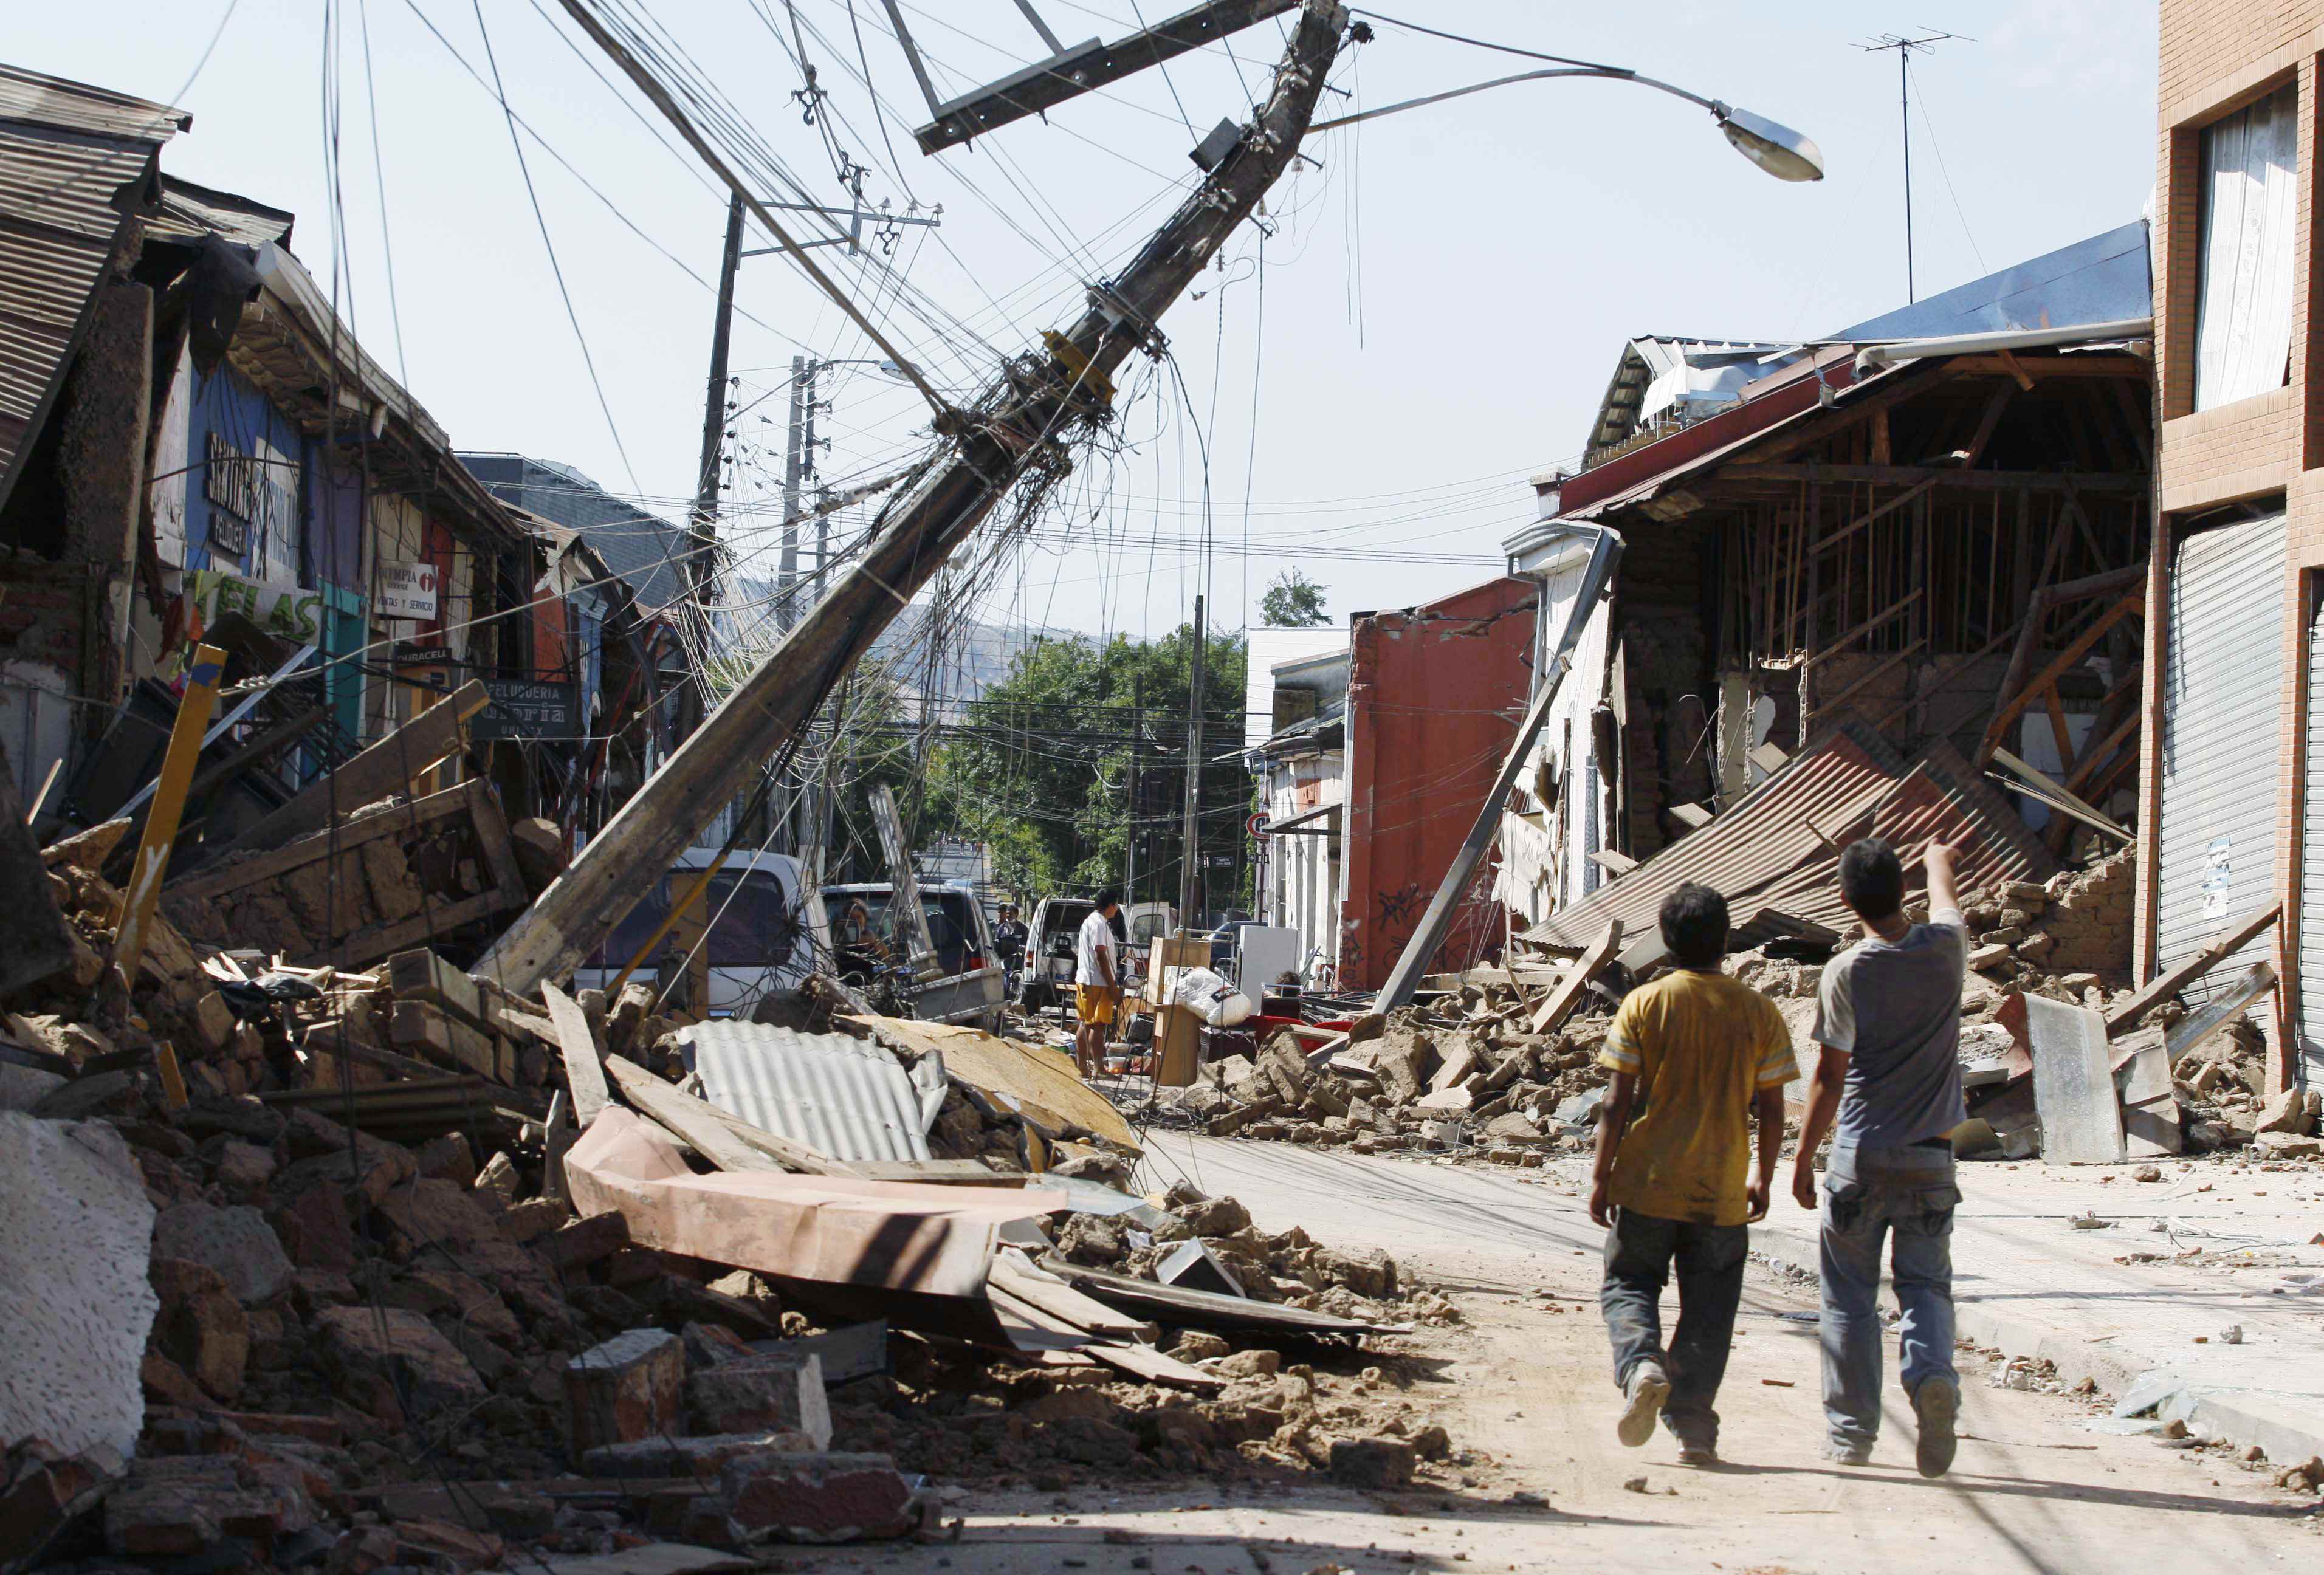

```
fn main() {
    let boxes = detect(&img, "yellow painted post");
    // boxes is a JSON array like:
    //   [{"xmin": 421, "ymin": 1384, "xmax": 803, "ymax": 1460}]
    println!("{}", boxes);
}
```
[
  {"xmin": 113, "ymin": 643, "xmax": 226, "ymax": 995},
  {"xmin": 610, "ymin": 849, "xmax": 728, "ymax": 1000}
]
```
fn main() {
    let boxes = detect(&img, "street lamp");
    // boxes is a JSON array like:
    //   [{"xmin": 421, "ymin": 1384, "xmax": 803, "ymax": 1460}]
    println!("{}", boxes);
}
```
[{"xmin": 1307, "ymin": 66, "xmax": 1824, "ymax": 182}]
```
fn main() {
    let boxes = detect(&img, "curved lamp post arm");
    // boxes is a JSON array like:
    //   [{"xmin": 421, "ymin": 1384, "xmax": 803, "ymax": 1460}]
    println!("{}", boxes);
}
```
[{"xmin": 1307, "ymin": 64, "xmax": 1824, "ymax": 182}]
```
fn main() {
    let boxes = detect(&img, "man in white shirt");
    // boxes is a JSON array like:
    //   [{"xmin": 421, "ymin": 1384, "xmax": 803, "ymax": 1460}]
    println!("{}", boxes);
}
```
[{"xmin": 1073, "ymin": 890, "xmax": 1123, "ymax": 1077}]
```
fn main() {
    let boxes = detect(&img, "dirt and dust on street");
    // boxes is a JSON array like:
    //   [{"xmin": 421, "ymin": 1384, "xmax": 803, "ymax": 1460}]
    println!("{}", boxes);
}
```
[{"xmin": 841, "ymin": 1131, "xmax": 2321, "ymax": 1575}]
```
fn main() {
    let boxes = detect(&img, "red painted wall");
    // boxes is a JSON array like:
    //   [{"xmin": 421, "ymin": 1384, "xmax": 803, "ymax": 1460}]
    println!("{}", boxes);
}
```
[{"xmin": 1338, "ymin": 577, "xmax": 1535, "ymax": 989}]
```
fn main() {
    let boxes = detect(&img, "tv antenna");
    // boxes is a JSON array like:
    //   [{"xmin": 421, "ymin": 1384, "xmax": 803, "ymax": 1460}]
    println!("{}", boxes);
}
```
[{"xmin": 1857, "ymin": 29, "xmax": 1973, "ymax": 301}]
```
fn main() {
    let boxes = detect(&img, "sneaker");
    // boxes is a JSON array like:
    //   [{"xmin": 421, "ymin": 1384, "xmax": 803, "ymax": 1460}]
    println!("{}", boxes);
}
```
[
  {"xmin": 1821, "ymin": 1441, "xmax": 1873, "ymax": 1466},
  {"xmin": 1913, "ymin": 1381, "xmax": 1959, "ymax": 1478},
  {"xmin": 1617, "ymin": 1362, "xmax": 1670, "ymax": 1448},
  {"xmin": 1675, "ymin": 1441, "xmax": 1719, "ymax": 1467}
]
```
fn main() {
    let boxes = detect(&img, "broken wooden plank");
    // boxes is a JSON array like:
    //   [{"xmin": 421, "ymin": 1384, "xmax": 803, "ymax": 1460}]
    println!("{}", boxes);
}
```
[
  {"xmin": 295, "ymin": 889, "xmax": 516, "ymax": 971},
  {"xmin": 2162, "ymin": 962, "xmax": 2277, "ymax": 1062},
  {"xmin": 991, "ymin": 1255, "xmax": 1159, "ymax": 1342},
  {"xmin": 1084, "ymin": 1340, "xmax": 1225, "ymax": 1391},
  {"xmin": 214, "ymin": 678, "xmax": 487, "ymax": 856},
  {"xmin": 599, "ymin": 1052, "xmax": 864, "ymax": 1179},
  {"xmin": 1587, "ymin": 849, "xmax": 1638, "ymax": 877},
  {"xmin": 1990, "ymin": 747, "xmax": 2131, "ymax": 838},
  {"xmin": 1530, "ymin": 920, "xmax": 1621, "ymax": 1034},
  {"xmin": 542, "ymin": 981, "xmax": 613, "ymax": 1128},
  {"xmin": 388, "ymin": 948, "xmax": 489, "ymax": 1031},
  {"xmin": 2104, "ymin": 905, "xmax": 2280, "ymax": 1035},
  {"xmin": 848, "ymin": 1158, "xmax": 1026, "ymax": 1187},
  {"xmin": 114, "ymin": 644, "xmax": 225, "ymax": 999}
]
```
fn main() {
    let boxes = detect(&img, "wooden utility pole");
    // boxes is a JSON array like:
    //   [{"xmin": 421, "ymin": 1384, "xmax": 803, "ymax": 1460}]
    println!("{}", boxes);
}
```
[
  {"xmin": 482, "ymin": 2, "xmax": 1350, "ymax": 993},
  {"xmin": 1178, "ymin": 594, "xmax": 1206, "ymax": 930},
  {"xmin": 680, "ymin": 193, "xmax": 746, "ymax": 739}
]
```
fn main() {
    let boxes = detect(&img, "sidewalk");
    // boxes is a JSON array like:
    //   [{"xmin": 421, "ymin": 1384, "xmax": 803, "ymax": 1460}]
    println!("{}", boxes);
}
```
[
  {"xmin": 1745, "ymin": 1154, "xmax": 2324, "ymax": 1464},
  {"xmin": 1142, "ymin": 1131, "xmax": 2324, "ymax": 1465}
]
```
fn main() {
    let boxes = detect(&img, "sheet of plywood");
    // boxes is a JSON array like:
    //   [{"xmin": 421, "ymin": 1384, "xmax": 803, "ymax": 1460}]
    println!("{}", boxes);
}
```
[{"xmin": 843, "ymin": 1015, "xmax": 1140, "ymax": 1153}]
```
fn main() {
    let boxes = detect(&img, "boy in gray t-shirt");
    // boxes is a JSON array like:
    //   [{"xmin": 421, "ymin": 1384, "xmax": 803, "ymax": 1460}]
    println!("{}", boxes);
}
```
[{"xmin": 1790, "ymin": 836, "xmax": 1967, "ymax": 1478}]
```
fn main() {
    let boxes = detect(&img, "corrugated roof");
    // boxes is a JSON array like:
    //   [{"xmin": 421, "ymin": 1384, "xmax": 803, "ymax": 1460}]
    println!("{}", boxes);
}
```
[
  {"xmin": 146, "ymin": 174, "xmax": 294, "ymax": 250},
  {"xmin": 0, "ymin": 66, "xmax": 185, "ymax": 513},
  {"xmin": 678, "ymin": 1022, "xmax": 944, "ymax": 1164},
  {"xmin": 1525, "ymin": 724, "xmax": 1902, "ymax": 949},
  {"xmin": 1525, "ymin": 727, "xmax": 2057, "ymax": 951},
  {"xmin": 1830, "ymin": 220, "xmax": 2151, "ymax": 343},
  {"xmin": 0, "ymin": 64, "xmax": 188, "ymax": 142}
]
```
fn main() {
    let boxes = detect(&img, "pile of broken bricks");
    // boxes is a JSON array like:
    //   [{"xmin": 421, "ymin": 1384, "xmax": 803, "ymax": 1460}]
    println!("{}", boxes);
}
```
[
  {"xmin": 4, "ymin": 819, "xmax": 1474, "ymax": 1572},
  {"xmin": 1161, "ymin": 852, "xmax": 2320, "ymax": 1172}
]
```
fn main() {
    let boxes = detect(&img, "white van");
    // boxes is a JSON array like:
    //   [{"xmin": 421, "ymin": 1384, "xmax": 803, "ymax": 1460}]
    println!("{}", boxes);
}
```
[{"xmin": 578, "ymin": 849, "xmax": 826, "ymax": 1019}]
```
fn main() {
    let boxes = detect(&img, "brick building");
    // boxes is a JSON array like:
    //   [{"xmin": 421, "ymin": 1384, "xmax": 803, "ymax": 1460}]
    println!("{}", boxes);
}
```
[{"xmin": 2142, "ymin": 1, "xmax": 2324, "ymax": 1093}]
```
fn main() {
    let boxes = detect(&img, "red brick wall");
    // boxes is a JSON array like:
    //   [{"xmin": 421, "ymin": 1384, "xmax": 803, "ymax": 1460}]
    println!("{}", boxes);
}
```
[
  {"xmin": 1337, "ymin": 577, "xmax": 1534, "ymax": 989},
  {"xmin": 2145, "ymin": 1, "xmax": 2324, "ymax": 1087}
]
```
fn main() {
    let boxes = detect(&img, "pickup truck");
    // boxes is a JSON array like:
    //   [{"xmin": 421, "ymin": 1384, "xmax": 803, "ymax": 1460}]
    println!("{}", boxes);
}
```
[{"xmin": 822, "ymin": 879, "xmax": 1006, "ymax": 1032}]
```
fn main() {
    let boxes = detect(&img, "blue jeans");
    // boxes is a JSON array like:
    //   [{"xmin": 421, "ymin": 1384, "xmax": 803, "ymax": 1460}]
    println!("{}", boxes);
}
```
[
  {"xmin": 1600, "ymin": 1209, "xmax": 1748, "ymax": 1450},
  {"xmin": 1818, "ymin": 1144, "xmax": 1960, "ymax": 1452}
]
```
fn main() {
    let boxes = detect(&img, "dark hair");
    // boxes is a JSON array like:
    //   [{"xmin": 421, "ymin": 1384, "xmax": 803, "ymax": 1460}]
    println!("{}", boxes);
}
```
[
  {"xmin": 1094, "ymin": 888, "xmax": 1122, "ymax": 912},
  {"xmin": 1838, "ymin": 837, "xmax": 1905, "ymax": 921},
  {"xmin": 1659, "ymin": 882, "xmax": 1729, "ymax": 969}
]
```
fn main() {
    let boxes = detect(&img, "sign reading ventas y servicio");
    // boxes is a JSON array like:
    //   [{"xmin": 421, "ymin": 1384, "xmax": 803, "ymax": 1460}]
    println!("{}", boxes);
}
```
[{"xmin": 376, "ymin": 561, "xmax": 439, "ymax": 621}]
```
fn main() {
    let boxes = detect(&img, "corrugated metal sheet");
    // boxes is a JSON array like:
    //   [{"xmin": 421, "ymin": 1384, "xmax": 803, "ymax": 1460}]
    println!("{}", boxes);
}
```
[
  {"xmin": 1524, "ymin": 729, "xmax": 2058, "ymax": 951},
  {"xmin": 2303, "ymin": 595, "xmax": 2324, "ymax": 1081},
  {"xmin": 1748, "ymin": 743, "xmax": 2060, "ymax": 935},
  {"xmin": 145, "ymin": 175, "xmax": 294, "ymax": 250},
  {"xmin": 678, "ymin": 1022, "xmax": 944, "ymax": 1164},
  {"xmin": 1832, "ymin": 219, "xmax": 2153, "ymax": 343},
  {"xmin": 1524, "ymin": 725, "xmax": 1901, "ymax": 948},
  {"xmin": 0, "ymin": 64, "xmax": 187, "ymax": 142},
  {"xmin": 0, "ymin": 67, "xmax": 184, "ymax": 514},
  {"xmin": 2156, "ymin": 511, "xmax": 2286, "ymax": 1004}
]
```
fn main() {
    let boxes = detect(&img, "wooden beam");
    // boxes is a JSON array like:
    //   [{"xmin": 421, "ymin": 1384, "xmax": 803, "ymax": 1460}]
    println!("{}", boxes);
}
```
[
  {"xmin": 1990, "ymin": 747, "xmax": 2130, "ymax": 839},
  {"xmin": 1810, "ymin": 478, "xmax": 1941, "ymax": 560},
  {"xmin": 208, "ymin": 679, "xmax": 486, "ymax": 859},
  {"xmin": 2109, "ymin": 910, "xmax": 2286, "ymax": 1031},
  {"xmin": 1991, "ymin": 349, "xmax": 2037, "ymax": 392},
  {"xmin": 113, "ymin": 644, "xmax": 225, "ymax": 1004},
  {"xmin": 1719, "ymin": 464, "xmax": 2145, "ymax": 491},
  {"xmin": 1941, "ymin": 354, "xmax": 2151, "ymax": 379},
  {"xmin": 599, "ymin": 1052, "xmax": 862, "ymax": 1178},
  {"xmin": 294, "ymin": 888, "xmax": 515, "ymax": 971},
  {"xmin": 1976, "ymin": 594, "xmax": 2144, "ymax": 763},
  {"xmin": 541, "ymin": 980, "xmax": 611, "ymax": 1129},
  {"xmin": 1530, "ymin": 921, "xmax": 1621, "ymax": 1034},
  {"xmin": 1805, "ymin": 588, "xmax": 1924, "ymax": 670},
  {"xmin": 1962, "ymin": 380, "xmax": 2016, "ymax": 465}
]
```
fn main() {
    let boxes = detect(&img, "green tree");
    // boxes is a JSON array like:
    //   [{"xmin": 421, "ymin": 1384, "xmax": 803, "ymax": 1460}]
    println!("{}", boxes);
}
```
[
  {"xmin": 923, "ymin": 622, "xmax": 1248, "ymax": 915},
  {"xmin": 1260, "ymin": 568, "xmax": 1330, "ymax": 628}
]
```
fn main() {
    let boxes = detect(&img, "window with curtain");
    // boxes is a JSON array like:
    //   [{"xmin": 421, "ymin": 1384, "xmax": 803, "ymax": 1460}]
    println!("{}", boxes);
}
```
[{"xmin": 2193, "ymin": 83, "xmax": 2298, "ymax": 411}]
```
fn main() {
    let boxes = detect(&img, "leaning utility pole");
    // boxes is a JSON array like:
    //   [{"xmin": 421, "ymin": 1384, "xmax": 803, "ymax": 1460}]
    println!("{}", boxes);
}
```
[
  {"xmin": 778, "ymin": 355, "xmax": 814, "ymax": 632},
  {"xmin": 483, "ymin": 1, "xmax": 1350, "ymax": 993},
  {"xmin": 1177, "ymin": 594, "xmax": 1206, "ymax": 930},
  {"xmin": 679, "ymin": 192, "xmax": 747, "ymax": 738}
]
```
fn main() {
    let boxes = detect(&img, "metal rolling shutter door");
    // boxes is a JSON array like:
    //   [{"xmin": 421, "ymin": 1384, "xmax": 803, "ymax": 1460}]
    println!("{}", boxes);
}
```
[
  {"xmin": 2155, "ymin": 510, "xmax": 2288, "ymax": 1003},
  {"xmin": 2302, "ymin": 592, "xmax": 2324, "ymax": 1080}
]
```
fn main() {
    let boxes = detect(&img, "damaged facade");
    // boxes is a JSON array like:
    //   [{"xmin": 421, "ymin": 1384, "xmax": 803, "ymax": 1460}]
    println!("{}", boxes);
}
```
[{"xmin": 1495, "ymin": 221, "xmax": 2157, "ymax": 958}]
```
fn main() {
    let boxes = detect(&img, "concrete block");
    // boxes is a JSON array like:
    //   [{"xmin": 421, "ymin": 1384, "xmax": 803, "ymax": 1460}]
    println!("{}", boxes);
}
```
[
  {"xmin": 582, "ymin": 1430, "xmax": 823, "ymax": 1479},
  {"xmin": 565, "ymin": 1328, "xmax": 685, "ymax": 1458},
  {"xmin": 1328, "ymin": 1436, "xmax": 1415, "ymax": 1487},
  {"xmin": 0, "ymin": 1114, "xmax": 158, "ymax": 1458},
  {"xmin": 686, "ymin": 1351, "xmax": 831, "ymax": 1446}
]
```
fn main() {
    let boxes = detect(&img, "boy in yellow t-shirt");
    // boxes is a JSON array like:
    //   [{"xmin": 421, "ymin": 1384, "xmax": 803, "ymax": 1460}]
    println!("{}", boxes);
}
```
[{"xmin": 1587, "ymin": 881, "xmax": 1796, "ymax": 1466}]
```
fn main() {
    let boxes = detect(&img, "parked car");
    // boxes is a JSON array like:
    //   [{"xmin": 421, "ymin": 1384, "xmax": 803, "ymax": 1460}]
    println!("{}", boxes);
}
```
[
  {"xmin": 821, "ymin": 879, "xmax": 1006, "ymax": 1031},
  {"xmin": 578, "ymin": 849, "xmax": 824, "ymax": 1020}
]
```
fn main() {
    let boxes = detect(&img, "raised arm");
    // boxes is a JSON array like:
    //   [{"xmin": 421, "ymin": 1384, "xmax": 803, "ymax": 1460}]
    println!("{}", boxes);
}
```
[{"xmin": 1923, "ymin": 834, "xmax": 1964, "ymax": 918}]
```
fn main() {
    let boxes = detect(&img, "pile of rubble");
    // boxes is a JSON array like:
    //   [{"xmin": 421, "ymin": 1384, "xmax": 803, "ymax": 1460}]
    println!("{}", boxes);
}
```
[
  {"xmin": 1151, "ymin": 1001, "xmax": 1617, "ymax": 1167},
  {"xmin": 1169, "ymin": 854, "xmax": 2320, "ymax": 1170},
  {"xmin": 3, "ymin": 826, "xmax": 1466, "ymax": 1570}
]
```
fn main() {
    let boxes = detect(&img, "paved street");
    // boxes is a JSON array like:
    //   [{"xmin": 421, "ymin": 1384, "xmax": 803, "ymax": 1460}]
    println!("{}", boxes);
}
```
[{"xmin": 853, "ymin": 1134, "xmax": 2322, "ymax": 1574}]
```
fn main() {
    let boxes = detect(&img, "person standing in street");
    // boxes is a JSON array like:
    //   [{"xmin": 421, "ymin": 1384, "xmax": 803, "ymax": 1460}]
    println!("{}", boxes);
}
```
[
  {"xmin": 1073, "ymin": 890, "xmax": 1123, "ymax": 1077},
  {"xmin": 992, "ymin": 903, "xmax": 1028, "ymax": 997},
  {"xmin": 1791, "ymin": 836, "xmax": 1969, "ymax": 1477},
  {"xmin": 1592, "ymin": 882, "xmax": 1797, "ymax": 1466}
]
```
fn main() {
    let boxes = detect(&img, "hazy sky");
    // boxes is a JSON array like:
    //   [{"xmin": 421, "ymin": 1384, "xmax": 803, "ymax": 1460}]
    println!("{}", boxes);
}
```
[{"xmin": 21, "ymin": 2, "xmax": 2158, "ymax": 642}]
